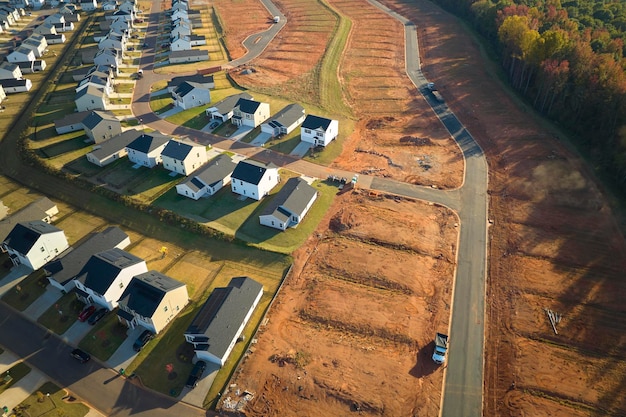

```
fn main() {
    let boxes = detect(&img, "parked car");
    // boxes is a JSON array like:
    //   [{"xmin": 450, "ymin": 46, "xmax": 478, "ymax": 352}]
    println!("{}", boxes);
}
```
[
  {"xmin": 70, "ymin": 348, "xmax": 91, "ymax": 363},
  {"xmin": 78, "ymin": 305, "xmax": 96, "ymax": 322},
  {"xmin": 185, "ymin": 361, "xmax": 207, "ymax": 388},
  {"xmin": 88, "ymin": 307, "xmax": 108, "ymax": 325},
  {"xmin": 133, "ymin": 329, "xmax": 154, "ymax": 352},
  {"xmin": 127, "ymin": 46, "xmax": 135, "ymax": 51}
]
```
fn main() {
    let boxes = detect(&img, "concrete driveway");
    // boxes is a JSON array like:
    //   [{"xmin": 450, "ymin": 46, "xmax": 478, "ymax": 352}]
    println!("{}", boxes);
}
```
[
  {"xmin": 158, "ymin": 105, "xmax": 184, "ymax": 118},
  {"xmin": 227, "ymin": 126, "xmax": 253, "ymax": 141},
  {"xmin": 0, "ymin": 264, "xmax": 30, "ymax": 297},
  {"xmin": 105, "ymin": 326, "xmax": 144, "ymax": 370},
  {"xmin": 22, "ymin": 285, "xmax": 63, "ymax": 320},
  {"xmin": 178, "ymin": 361, "xmax": 220, "ymax": 407},
  {"xmin": 250, "ymin": 132, "xmax": 272, "ymax": 146},
  {"xmin": 290, "ymin": 141, "xmax": 312, "ymax": 157}
]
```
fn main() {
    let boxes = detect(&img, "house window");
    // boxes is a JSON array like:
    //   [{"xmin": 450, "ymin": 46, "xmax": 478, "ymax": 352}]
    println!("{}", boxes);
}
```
[
  {"xmin": 271, "ymin": 221, "xmax": 274, "ymax": 225},
  {"xmin": 91, "ymin": 100, "xmax": 95, "ymax": 104},
  {"xmin": 305, "ymin": 129, "xmax": 311, "ymax": 134},
  {"xmin": 280, "ymin": 223, "xmax": 283, "ymax": 228},
  {"xmin": 164, "ymin": 306, "xmax": 168, "ymax": 312},
  {"xmin": 40, "ymin": 247, "xmax": 45, "ymax": 252},
  {"xmin": 119, "ymin": 282, "xmax": 124, "ymax": 289},
  {"xmin": 240, "ymin": 180, "xmax": 243, "ymax": 185},
  {"xmin": 108, "ymin": 125, "xmax": 112, "ymax": 130}
]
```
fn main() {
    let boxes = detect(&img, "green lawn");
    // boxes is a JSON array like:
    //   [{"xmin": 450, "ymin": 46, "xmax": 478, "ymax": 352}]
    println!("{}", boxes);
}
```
[
  {"xmin": 15, "ymin": 382, "xmax": 89, "ymax": 417},
  {"xmin": 165, "ymin": 106, "xmax": 208, "ymax": 127},
  {"xmin": 79, "ymin": 315, "xmax": 129, "ymax": 361},
  {"xmin": 1, "ymin": 270, "xmax": 49, "ymax": 312},
  {"xmin": 37, "ymin": 293, "xmax": 85, "ymax": 335},
  {"xmin": 0, "ymin": 362, "xmax": 31, "ymax": 396},
  {"xmin": 150, "ymin": 94, "xmax": 173, "ymax": 114}
]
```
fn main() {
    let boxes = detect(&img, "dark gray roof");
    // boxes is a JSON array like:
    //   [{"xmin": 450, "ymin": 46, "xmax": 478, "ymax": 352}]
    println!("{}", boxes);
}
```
[
  {"xmin": 265, "ymin": 104, "xmax": 305, "ymax": 129},
  {"xmin": 75, "ymin": 85, "xmax": 105, "ymax": 100},
  {"xmin": 82, "ymin": 110, "xmax": 118, "ymax": 129},
  {"xmin": 16, "ymin": 62, "xmax": 34, "ymax": 70},
  {"xmin": 3, "ymin": 221, "xmax": 63, "ymax": 254},
  {"xmin": 167, "ymin": 74, "xmax": 214, "ymax": 90},
  {"xmin": 0, "ymin": 197, "xmax": 56, "ymax": 242},
  {"xmin": 126, "ymin": 132, "xmax": 170, "ymax": 153},
  {"xmin": 185, "ymin": 277, "xmax": 263, "ymax": 360},
  {"xmin": 75, "ymin": 248, "xmax": 144, "ymax": 294},
  {"xmin": 45, "ymin": 227, "xmax": 128, "ymax": 285},
  {"xmin": 231, "ymin": 159, "xmax": 277, "ymax": 185},
  {"xmin": 235, "ymin": 98, "xmax": 261, "ymax": 114},
  {"xmin": 78, "ymin": 75, "xmax": 108, "ymax": 90},
  {"xmin": 178, "ymin": 154, "xmax": 236, "ymax": 191},
  {"xmin": 117, "ymin": 270, "xmax": 185, "ymax": 317},
  {"xmin": 161, "ymin": 139, "xmax": 202, "ymax": 160},
  {"xmin": 45, "ymin": 34, "xmax": 65, "ymax": 41},
  {"xmin": 0, "ymin": 79, "xmax": 29, "ymax": 88},
  {"xmin": 261, "ymin": 177, "xmax": 317, "ymax": 219},
  {"xmin": 169, "ymin": 49, "xmax": 208, "ymax": 60},
  {"xmin": 54, "ymin": 110, "xmax": 92, "ymax": 130},
  {"xmin": 209, "ymin": 92, "xmax": 253, "ymax": 116},
  {"xmin": 302, "ymin": 114, "xmax": 333, "ymax": 131},
  {"xmin": 89, "ymin": 129, "xmax": 143, "ymax": 161},
  {"xmin": 173, "ymin": 81, "xmax": 195, "ymax": 97}
]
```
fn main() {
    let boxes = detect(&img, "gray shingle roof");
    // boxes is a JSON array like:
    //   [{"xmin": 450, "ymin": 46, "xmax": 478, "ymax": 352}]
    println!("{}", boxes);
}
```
[
  {"xmin": 302, "ymin": 114, "xmax": 333, "ymax": 131},
  {"xmin": 0, "ymin": 79, "xmax": 28, "ymax": 88},
  {"xmin": 178, "ymin": 154, "xmax": 235, "ymax": 191},
  {"xmin": 235, "ymin": 98, "xmax": 261, "ymax": 114},
  {"xmin": 161, "ymin": 139, "xmax": 202, "ymax": 161},
  {"xmin": 82, "ymin": 110, "xmax": 117, "ymax": 129},
  {"xmin": 75, "ymin": 248, "xmax": 144, "ymax": 294},
  {"xmin": 3, "ymin": 220, "xmax": 62, "ymax": 254},
  {"xmin": 117, "ymin": 270, "xmax": 185, "ymax": 317},
  {"xmin": 167, "ymin": 74, "xmax": 214, "ymax": 90},
  {"xmin": 231, "ymin": 159, "xmax": 277, "ymax": 185},
  {"xmin": 260, "ymin": 177, "xmax": 317, "ymax": 219},
  {"xmin": 265, "ymin": 103, "xmax": 305, "ymax": 129},
  {"xmin": 126, "ymin": 132, "xmax": 170, "ymax": 153},
  {"xmin": 210, "ymin": 92, "xmax": 253, "ymax": 116},
  {"xmin": 45, "ymin": 227, "xmax": 128, "ymax": 286},
  {"xmin": 0, "ymin": 198, "xmax": 56, "ymax": 242},
  {"xmin": 169, "ymin": 50, "xmax": 208, "ymax": 60},
  {"xmin": 89, "ymin": 129, "xmax": 143, "ymax": 160},
  {"xmin": 185, "ymin": 277, "xmax": 263, "ymax": 361}
]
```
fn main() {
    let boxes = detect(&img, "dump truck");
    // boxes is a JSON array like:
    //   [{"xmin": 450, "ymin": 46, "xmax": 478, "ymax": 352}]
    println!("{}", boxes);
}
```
[{"xmin": 432, "ymin": 333, "xmax": 449, "ymax": 365}]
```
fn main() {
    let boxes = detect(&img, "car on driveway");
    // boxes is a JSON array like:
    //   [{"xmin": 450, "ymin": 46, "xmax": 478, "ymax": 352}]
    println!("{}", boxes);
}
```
[
  {"xmin": 70, "ymin": 348, "xmax": 91, "ymax": 363},
  {"xmin": 88, "ymin": 307, "xmax": 108, "ymax": 325},
  {"xmin": 185, "ymin": 360, "xmax": 206, "ymax": 388},
  {"xmin": 133, "ymin": 329, "xmax": 154, "ymax": 352},
  {"xmin": 78, "ymin": 305, "xmax": 96, "ymax": 322}
]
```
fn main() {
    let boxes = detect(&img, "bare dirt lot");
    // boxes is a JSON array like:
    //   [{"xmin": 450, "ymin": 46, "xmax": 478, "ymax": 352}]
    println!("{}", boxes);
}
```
[{"xmin": 222, "ymin": 190, "xmax": 457, "ymax": 416}]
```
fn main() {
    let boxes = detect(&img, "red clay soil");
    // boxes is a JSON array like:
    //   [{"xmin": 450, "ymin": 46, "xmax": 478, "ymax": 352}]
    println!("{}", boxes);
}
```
[
  {"xmin": 211, "ymin": 0, "xmax": 273, "ymax": 60},
  {"xmin": 222, "ymin": 191, "xmax": 458, "ymax": 416},
  {"xmin": 381, "ymin": 0, "xmax": 626, "ymax": 416}
]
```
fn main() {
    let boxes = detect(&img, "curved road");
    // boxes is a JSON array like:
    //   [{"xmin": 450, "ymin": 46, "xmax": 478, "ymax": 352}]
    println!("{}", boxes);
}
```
[{"xmin": 136, "ymin": 1, "xmax": 489, "ymax": 416}]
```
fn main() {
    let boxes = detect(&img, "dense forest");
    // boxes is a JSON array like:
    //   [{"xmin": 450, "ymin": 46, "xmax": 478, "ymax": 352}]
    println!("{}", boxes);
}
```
[{"xmin": 431, "ymin": 0, "xmax": 626, "ymax": 186}]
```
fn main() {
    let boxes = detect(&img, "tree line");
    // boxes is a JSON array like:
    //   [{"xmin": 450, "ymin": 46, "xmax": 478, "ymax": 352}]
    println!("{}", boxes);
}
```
[{"xmin": 432, "ymin": 0, "xmax": 626, "ymax": 186}]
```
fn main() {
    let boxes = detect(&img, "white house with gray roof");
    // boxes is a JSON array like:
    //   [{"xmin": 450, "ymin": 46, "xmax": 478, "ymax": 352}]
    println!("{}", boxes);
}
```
[
  {"xmin": 184, "ymin": 277, "xmax": 263, "ymax": 366},
  {"xmin": 73, "ymin": 248, "xmax": 148, "ymax": 310},
  {"xmin": 86, "ymin": 129, "xmax": 143, "ymax": 166},
  {"xmin": 261, "ymin": 103, "xmax": 306, "ymax": 137},
  {"xmin": 259, "ymin": 177, "xmax": 318, "ymax": 231},
  {"xmin": 45, "ymin": 226, "xmax": 130, "ymax": 292},
  {"xmin": 7, "ymin": 47, "xmax": 36, "ymax": 63},
  {"xmin": 125, "ymin": 131, "xmax": 170, "ymax": 168},
  {"xmin": 75, "ymin": 85, "xmax": 107, "ymax": 112},
  {"xmin": 230, "ymin": 159, "xmax": 279, "ymax": 201},
  {"xmin": 116, "ymin": 271, "xmax": 189, "ymax": 334},
  {"xmin": 205, "ymin": 92, "xmax": 253, "ymax": 122},
  {"xmin": 0, "ymin": 62, "xmax": 22, "ymax": 80},
  {"xmin": 167, "ymin": 74, "xmax": 213, "ymax": 93},
  {"xmin": 172, "ymin": 81, "xmax": 211, "ymax": 110},
  {"xmin": 300, "ymin": 114, "xmax": 339, "ymax": 147},
  {"xmin": 54, "ymin": 110, "xmax": 92, "ymax": 134},
  {"xmin": 232, "ymin": 98, "xmax": 270, "ymax": 128},
  {"xmin": 2, "ymin": 221, "xmax": 69, "ymax": 270},
  {"xmin": 176, "ymin": 154, "xmax": 236, "ymax": 200},
  {"xmin": 161, "ymin": 139, "xmax": 207, "ymax": 176},
  {"xmin": 169, "ymin": 49, "xmax": 208, "ymax": 64}
]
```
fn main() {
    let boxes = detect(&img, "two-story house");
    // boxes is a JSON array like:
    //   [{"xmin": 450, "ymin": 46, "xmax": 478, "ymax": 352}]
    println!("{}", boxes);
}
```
[
  {"xmin": 125, "ymin": 132, "xmax": 170, "ymax": 168},
  {"xmin": 230, "ymin": 159, "xmax": 279, "ymax": 201},
  {"xmin": 160, "ymin": 139, "xmax": 207, "ymax": 176},
  {"xmin": 176, "ymin": 154, "xmax": 236, "ymax": 200},
  {"xmin": 2, "ymin": 221, "xmax": 69, "ymax": 270},
  {"xmin": 300, "ymin": 114, "xmax": 339, "ymax": 147},
  {"xmin": 259, "ymin": 177, "xmax": 318, "ymax": 231},
  {"xmin": 171, "ymin": 81, "xmax": 211, "ymax": 110},
  {"xmin": 81, "ymin": 110, "xmax": 121, "ymax": 143},
  {"xmin": 231, "ymin": 98, "xmax": 270, "ymax": 128}
]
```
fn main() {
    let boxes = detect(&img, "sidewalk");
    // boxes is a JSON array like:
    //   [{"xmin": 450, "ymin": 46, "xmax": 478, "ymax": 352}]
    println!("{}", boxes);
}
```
[
  {"xmin": 0, "ymin": 350, "xmax": 46, "ymax": 413},
  {"xmin": 0, "ymin": 265, "xmax": 30, "ymax": 298}
]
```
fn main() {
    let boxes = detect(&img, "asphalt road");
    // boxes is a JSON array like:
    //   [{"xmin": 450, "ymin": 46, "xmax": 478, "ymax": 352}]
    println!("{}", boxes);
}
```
[{"xmin": 0, "ymin": 303, "xmax": 209, "ymax": 417}]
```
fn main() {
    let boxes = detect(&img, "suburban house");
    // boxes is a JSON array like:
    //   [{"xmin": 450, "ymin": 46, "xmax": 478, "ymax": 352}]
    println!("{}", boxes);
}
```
[
  {"xmin": 160, "ymin": 139, "xmax": 208, "ymax": 176},
  {"xmin": 47, "ymin": 13, "xmax": 65, "ymax": 24},
  {"xmin": 93, "ymin": 48, "xmax": 121, "ymax": 69},
  {"xmin": 33, "ymin": 60, "xmax": 47, "ymax": 72},
  {"xmin": 0, "ymin": 78, "xmax": 32, "ymax": 93},
  {"xmin": 171, "ymin": 81, "xmax": 211, "ymax": 110},
  {"xmin": 169, "ymin": 49, "xmax": 208, "ymax": 64},
  {"xmin": 82, "ymin": 110, "xmax": 122, "ymax": 143},
  {"xmin": 98, "ymin": 32, "xmax": 126, "ymax": 51},
  {"xmin": 45, "ymin": 226, "xmax": 130, "ymax": 292},
  {"xmin": 118, "ymin": 0, "xmax": 137, "ymax": 13},
  {"xmin": 22, "ymin": 36, "xmax": 48, "ymax": 58},
  {"xmin": 102, "ymin": 1, "xmax": 117, "ymax": 11},
  {"xmin": 260, "ymin": 104, "xmax": 306, "ymax": 137},
  {"xmin": 72, "ymin": 64, "xmax": 114, "ymax": 82},
  {"xmin": 7, "ymin": 47, "xmax": 36, "ymax": 63},
  {"xmin": 205, "ymin": 92, "xmax": 253, "ymax": 122},
  {"xmin": 0, "ymin": 62, "xmax": 22, "ymax": 80},
  {"xmin": 85, "ymin": 129, "xmax": 143, "ymax": 167},
  {"xmin": 259, "ymin": 177, "xmax": 318, "ymax": 231},
  {"xmin": 125, "ymin": 132, "xmax": 170, "ymax": 168},
  {"xmin": 17, "ymin": 61, "xmax": 35, "ymax": 75},
  {"xmin": 184, "ymin": 277, "xmax": 263, "ymax": 366},
  {"xmin": 33, "ymin": 22, "xmax": 58, "ymax": 35},
  {"xmin": 170, "ymin": 21, "xmax": 191, "ymax": 39},
  {"xmin": 60, "ymin": 4, "xmax": 79, "ymax": 14},
  {"xmin": 80, "ymin": 0, "xmax": 98, "ymax": 11},
  {"xmin": 189, "ymin": 35, "xmax": 206, "ymax": 46},
  {"xmin": 75, "ymin": 85, "xmax": 107, "ymax": 112},
  {"xmin": 300, "ymin": 114, "xmax": 339, "ymax": 147},
  {"xmin": 53, "ymin": 22, "xmax": 75, "ymax": 32},
  {"xmin": 231, "ymin": 98, "xmax": 270, "ymax": 128},
  {"xmin": 0, "ymin": 197, "xmax": 58, "ymax": 242},
  {"xmin": 116, "ymin": 271, "xmax": 189, "ymax": 334},
  {"xmin": 0, "ymin": 85, "xmax": 6, "ymax": 104},
  {"xmin": 54, "ymin": 110, "xmax": 91, "ymax": 134},
  {"xmin": 230, "ymin": 159, "xmax": 279, "ymax": 201},
  {"xmin": 170, "ymin": 34, "xmax": 191, "ymax": 51},
  {"xmin": 170, "ymin": 8, "xmax": 188, "ymax": 21},
  {"xmin": 176, "ymin": 154, "xmax": 236, "ymax": 200},
  {"xmin": 45, "ymin": 34, "xmax": 67, "ymax": 44},
  {"xmin": 73, "ymin": 248, "xmax": 148, "ymax": 310},
  {"xmin": 167, "ymin": 74, "xmax": 213, "ymax": 93},
  {"xmin": 76, "ymin": 75, "xmax": 111, "ymax": 95},
  {"xmin": 109, "ymin": 18, "xmax": 131, "ymax": 34},
  {"xmin": 1, "ymin": 221, "xmax": 69, "ymax": 270}
]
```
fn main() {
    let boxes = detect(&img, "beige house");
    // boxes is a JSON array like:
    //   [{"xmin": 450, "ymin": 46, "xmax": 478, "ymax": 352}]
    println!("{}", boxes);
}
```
[
  {"xmin": 82, "ymin": 110, "xmax": 121, "ymax": 143},
  {"xmin": 116, "ymin": 271, "xmax": 189, "ymax": 334}
]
